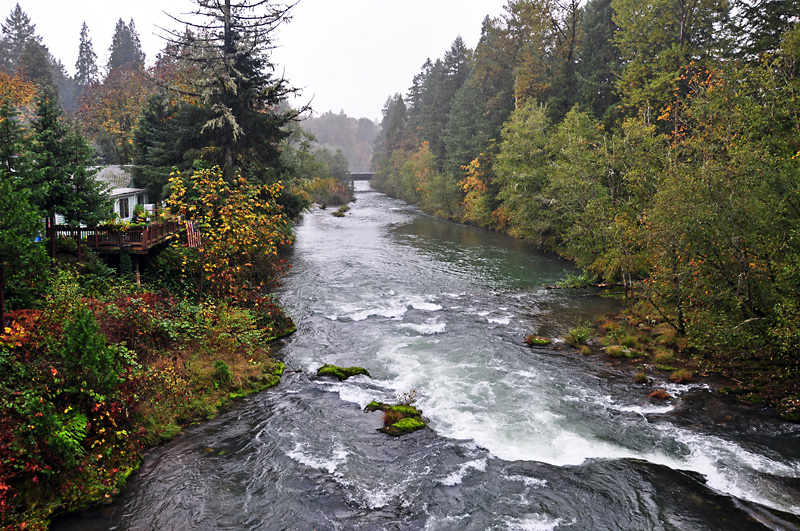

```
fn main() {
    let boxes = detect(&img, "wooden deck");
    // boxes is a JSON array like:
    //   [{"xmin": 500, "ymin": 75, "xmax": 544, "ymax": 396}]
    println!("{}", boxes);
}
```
[{"xmin": 49, "ymin": 218, "xmax": 182, "ymax": 254}]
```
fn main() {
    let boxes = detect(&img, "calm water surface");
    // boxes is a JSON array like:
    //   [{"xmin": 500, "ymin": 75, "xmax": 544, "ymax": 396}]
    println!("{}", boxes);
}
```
[{"xmin": 56, "ymin": 182, "xmax": 800, "ymax": 530}]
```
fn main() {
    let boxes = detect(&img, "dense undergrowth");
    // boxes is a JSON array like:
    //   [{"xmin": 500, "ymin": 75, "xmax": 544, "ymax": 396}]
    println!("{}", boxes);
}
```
[{"xmin": 0, "ymin": 253, "xmax": 294, "ymax": 530}]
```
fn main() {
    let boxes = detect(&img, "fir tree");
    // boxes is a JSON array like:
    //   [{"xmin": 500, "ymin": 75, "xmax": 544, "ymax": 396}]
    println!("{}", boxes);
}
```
[
  {"xmin": 160, "ymin": 0, "xmax": 300, "ymax": 180},
  {"xmin": 75, "ymin": 22, "xmax": 98, "ymax": 88},
  {"xmin": 24, "ymin": 89, "xmax": 108, "ymax": 257},
  {"xmin": 0, "ymin": 3, "xmax": 39, "ymax": 70},
  {"xmin": 107, "ymin": 18, "xmax": 145, "ymax": 72}
]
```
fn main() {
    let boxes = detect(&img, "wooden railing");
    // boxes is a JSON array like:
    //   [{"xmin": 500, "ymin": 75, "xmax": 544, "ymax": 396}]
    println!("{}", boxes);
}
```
[{"xmin": 49, "ymin": 218, "xmax": 183, "ymax": 254}]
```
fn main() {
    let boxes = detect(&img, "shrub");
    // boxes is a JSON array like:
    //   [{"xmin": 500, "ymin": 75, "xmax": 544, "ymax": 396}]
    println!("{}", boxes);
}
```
[
  {"xmin": 651, "ymin": 348, "xmax": 675, "ymax": 365},
  {"xmin": 633, "ymin": 369, "xmax": 649, "ymax": 384},
  {"xmin": 606, "ymin": 345, "xmax": 625, "ymax": 357},
  {"xmin": 395, "ymin": 389, "xmax": 418, "ymax": 406},
  {"xmin": 565, "ymin": 322, "xmax": 593, "ymax": 346},
  {"xmin": 59, "ymin": 307, "xmax": 119, "ymax": 392},
  {"xmin": 213, "ymin": 360, "xmax": 232, "ymax": 387}
]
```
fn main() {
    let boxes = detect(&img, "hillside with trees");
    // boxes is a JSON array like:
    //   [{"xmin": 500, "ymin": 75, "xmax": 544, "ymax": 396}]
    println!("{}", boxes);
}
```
[{"xmin": 372, "ymin": 0, "xmax": 800, "ymax": 411}]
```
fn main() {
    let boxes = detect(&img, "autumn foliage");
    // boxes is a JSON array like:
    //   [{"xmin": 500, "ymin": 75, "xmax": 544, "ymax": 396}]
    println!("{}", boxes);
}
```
[{"xmin": 166, "ymin": 166, "xmax": 294, "ymax": 301}]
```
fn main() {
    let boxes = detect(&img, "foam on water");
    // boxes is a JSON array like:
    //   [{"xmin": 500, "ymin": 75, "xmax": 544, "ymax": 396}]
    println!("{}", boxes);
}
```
[
  {"xmin": 503, "ymin": 514, "xmax": 568, "ymax": 531},
  {"xmin": 399, "ymin": 319, "xmax": 447, "ymax": 335},
  {"xmin": 318, "ymin": 380, "xmax": 381, "ymax": 410},
  {"xmin": 285, "ymin": 442, "xmax": 349, "ymax": 474},
  {"xmin": 325, "ymin": 295, "xmax": 443, "ymax": 322},
  {"xmin": 504, "ymin": 474, "xmax": 548, "ymax": 489},
  {"xmin": 645, "ymin": 423, "xmax": 800, "ymax": 514},
  {"xmin": 440, "ymin": 458, "xmax": 488, "ymax": 486}
]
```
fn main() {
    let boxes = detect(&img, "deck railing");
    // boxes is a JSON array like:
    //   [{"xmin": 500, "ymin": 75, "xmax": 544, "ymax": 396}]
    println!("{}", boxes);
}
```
[{"xmin": 49, "ymin": 217, "xmax": 183, "ymax": 254}]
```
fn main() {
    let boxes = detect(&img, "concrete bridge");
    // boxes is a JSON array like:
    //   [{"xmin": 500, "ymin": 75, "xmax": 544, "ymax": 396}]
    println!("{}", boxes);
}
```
[{"xmin": 350, "ymin": 172, "xmax": 374, "ymax": 181}]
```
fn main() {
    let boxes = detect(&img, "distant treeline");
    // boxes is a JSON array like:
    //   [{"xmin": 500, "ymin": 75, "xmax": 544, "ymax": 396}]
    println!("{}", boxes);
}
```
[
  {"xmin": 302, "ymin": 111, "xmax": 380, "ymax": 173},
  {"xmin": 372, "ymin": 0, "xmax": 800, "ymax": 370}
]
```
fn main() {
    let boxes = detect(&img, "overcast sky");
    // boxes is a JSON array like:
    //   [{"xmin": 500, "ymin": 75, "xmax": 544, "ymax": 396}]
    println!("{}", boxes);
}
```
[{"xmin": 3, "ymin": 0, "xmax": 510, "ymax": 122}]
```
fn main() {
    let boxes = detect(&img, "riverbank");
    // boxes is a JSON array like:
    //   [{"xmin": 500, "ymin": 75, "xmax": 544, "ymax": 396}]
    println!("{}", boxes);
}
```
[
  {"xmin": 0, "ymin": 270, "xmax": 294, "ymax": 531},
  {"xmin": 557, "ymin": 290, "xmax": 800, "ymax": 422}
]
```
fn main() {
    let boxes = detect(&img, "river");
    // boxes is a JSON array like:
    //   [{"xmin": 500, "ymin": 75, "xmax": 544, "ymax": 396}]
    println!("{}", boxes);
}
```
[{"xmin": 56, "ymin": 182, "xmax": 800, "ymax": 530}]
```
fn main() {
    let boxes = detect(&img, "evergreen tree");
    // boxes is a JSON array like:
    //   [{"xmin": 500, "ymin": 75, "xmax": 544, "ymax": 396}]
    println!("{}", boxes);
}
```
[
  {"xmin": 160, "ymin": 0, "xmax": 300, "ymax": 180},
  {"xmin": 17, "ymin": 40, "xmax": 54, "ymax": 90},
  {"xmin": 0, "ymin": 3, "xmax": 39, "ymax": 71},
  {"xmin": 0, "ymin": 177, "xmax": 46, "ymax": 327},
  {"xmin": 75, "ymin": 22, "xmax": 98, "ymax": 88},
  {"xmin": 107, "ymin": 18, "xmax": 145, "ymax": 72},
  {"xmin": 24, "ymin": 89, "xmax": 107, "ymax": 257},
  {"xmin": 575, "ymin": 0, "xmax": 620, "ymax": 127},
  {"xmin": 612, "ymin": 0, "xmax": 729, "ymax": 133}
]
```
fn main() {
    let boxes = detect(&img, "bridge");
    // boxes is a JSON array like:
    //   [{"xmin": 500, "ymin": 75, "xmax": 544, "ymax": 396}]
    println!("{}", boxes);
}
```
[{"xmin": 350, "ymin": 172, "xmax": 374, "ymax": 181}]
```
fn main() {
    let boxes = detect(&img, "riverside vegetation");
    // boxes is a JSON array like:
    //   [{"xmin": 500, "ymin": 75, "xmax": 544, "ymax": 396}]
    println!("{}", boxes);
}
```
[
  {"xmin": 371, "ymin": 0, "xmax": 800, "ymax": 418},
  {"xmin": 0, "ymin": 1, "xmax": 363, "ymax": 528}
]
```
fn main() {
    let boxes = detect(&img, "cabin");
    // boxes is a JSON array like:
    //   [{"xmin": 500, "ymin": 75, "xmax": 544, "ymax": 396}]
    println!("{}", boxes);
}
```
[
  {"xmin": 48, "ymin": 165, "xmax": 181, "ymax": 258},
  {"xmin": 53, "ymin": 165, "xmax": 156, "ymax": 224},
  {"xmin": 94, "ymin": 165, "xmax": 155, "ymax": 221}
]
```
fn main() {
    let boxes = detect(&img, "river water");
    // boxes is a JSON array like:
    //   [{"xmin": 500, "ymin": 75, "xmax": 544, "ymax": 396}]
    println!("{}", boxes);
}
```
[{"xmin": 57, "ymin": 183, "xmax": 800, "ymax": 530}]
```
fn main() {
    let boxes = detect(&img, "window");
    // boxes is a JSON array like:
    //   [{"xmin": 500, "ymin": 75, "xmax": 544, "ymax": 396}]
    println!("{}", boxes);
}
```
[
  {"xmin": 119, "ymin": 197, "xmax": 129, "ymax": 218},
  {"xmin": 137, "ymin": 194, "xmax": 145, "ymax": 205}
]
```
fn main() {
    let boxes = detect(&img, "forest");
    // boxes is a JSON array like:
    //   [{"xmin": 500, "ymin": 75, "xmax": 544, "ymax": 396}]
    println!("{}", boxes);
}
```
[
  {"xmin": 0, "ymin": 1, "xmax": 374, "ymax": 528},
  {"xmin": 372, "ymin": 0, "xmax": 800, "ymax": 412}
]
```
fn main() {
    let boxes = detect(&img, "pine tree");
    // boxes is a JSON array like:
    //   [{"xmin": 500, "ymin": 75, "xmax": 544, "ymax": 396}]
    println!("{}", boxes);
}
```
[
  {"xmin": 75, "ymin": 22, "xmax": 98, "ymax": 88},
  {"xmin": 24, "ymin": 89, "xmax": 108, "ymax": 257},
  {"xmin": 17, "ymin": 40, "xmax": 54, "ymax": 90},
  {"xmin": 0, "ymin": 3, "xmax": 39, "ymax": 70},
  {"xmin": 159, "ymin": 0, "xmax": 300, "ymax": 180},
  {"xmin": 575, "ymin": 0, "xmax": 621, "ymax": 127},
  {"xmin": 107, "ymin": 18, "xmax": 145, "ymax": 72}
]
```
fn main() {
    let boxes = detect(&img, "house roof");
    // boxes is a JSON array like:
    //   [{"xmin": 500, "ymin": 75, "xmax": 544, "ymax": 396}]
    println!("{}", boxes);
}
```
[
  {"xmin": 111, "ymin": 187, "xmax": 145, "ymax": 198},
  {"xmin": 93, "ymin": 165, "xmax": 135, "ymax": 192}
]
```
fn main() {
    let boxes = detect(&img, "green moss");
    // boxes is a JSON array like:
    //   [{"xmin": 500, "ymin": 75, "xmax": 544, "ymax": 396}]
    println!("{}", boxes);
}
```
[
  {"xmin": 525, "ymin": 334, "xmax": 551, "ymax": 346},
  {"xmin": 391, "ymin": 417, "xmax": 426, "ymax": 432},
  {"xmin": 390, "ymin": 405, "xmax": 420, "ymax": 416},
  {"xmin": 317, "ymin": 364, "xmax": 371, "ymax": 380},
  {"xmin": 365, "ymin": 400, "xmax": 386, "ymax": 411}
]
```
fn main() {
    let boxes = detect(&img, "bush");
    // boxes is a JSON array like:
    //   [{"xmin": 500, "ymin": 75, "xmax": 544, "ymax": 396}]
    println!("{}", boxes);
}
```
[
  {"xmin": 213, "ymin": 360, "xmax": 232, "ymax": 387},
  {"xmin": 565, "ymin": 322, "xmax": 593, "ymax": 346}
]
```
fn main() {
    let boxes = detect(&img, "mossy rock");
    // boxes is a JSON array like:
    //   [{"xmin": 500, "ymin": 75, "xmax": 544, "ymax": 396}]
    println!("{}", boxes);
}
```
[
  {"xmin": 317, "ymin": 364, "xmax": 371, "ymax": 381},
  {"xmin": 525, "ymin": 334, "xmax": 551, "ymax": 346},
  {"xmin": 390, "ymin": 404, "xmax": 420, "ymax": 416},
  {"xmin": 332, "ymin": 211, "xmax": 346, "ymax": 217},
  {"xmin": 365, "ymin": 400, "xmax": 387, "ymax": 412},
  {"xmin": 383, "ymin": 417, "xmax": 426, "ymax": 435},
  {"xmin": 365, "ymin": 400, "xmax": 427, "ymax": 436}
]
